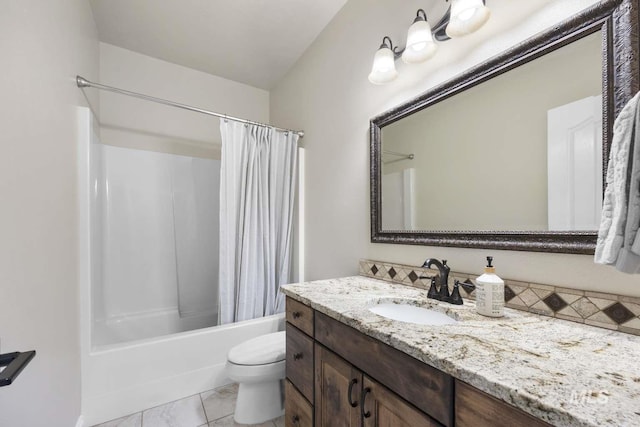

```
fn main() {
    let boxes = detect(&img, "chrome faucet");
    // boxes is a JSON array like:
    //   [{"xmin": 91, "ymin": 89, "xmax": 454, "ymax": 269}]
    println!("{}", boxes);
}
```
[{"xmin": 421, "ymin": 258, "xmax": 463, "ymax": 305}]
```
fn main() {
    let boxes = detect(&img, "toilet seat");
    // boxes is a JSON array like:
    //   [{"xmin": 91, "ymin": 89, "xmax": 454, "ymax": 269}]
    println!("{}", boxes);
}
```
[{"xmin": 227, "ymin": 331, "xmax": 285, "ymax": 366}]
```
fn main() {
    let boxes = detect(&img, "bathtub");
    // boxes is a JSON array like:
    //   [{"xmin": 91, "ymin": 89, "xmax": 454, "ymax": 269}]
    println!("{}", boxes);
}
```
[
  {"xmin": 78, "ymin": 107, "xmax": 286, "ymax": 425},
  {"xmin": 83, "ymin": 312, "xmax": 284, "ymax": 426}
]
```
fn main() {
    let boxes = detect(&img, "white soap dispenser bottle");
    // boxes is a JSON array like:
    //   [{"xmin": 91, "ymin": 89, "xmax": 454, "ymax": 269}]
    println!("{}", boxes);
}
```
[{"xmin": 475, "ymin": 256, "xmax": 504, "ymax": 317}]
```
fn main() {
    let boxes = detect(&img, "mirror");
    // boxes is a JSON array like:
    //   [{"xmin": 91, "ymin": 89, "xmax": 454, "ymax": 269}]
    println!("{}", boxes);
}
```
[{"xmin": 370, "ymin": 0, "xmax": 639, "ymax": 254}]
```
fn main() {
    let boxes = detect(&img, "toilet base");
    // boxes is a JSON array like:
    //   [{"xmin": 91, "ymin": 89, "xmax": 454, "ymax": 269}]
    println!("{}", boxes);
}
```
[{"xmin": 233, "ymin": 379, "xmax": 284, "ymax": 424}]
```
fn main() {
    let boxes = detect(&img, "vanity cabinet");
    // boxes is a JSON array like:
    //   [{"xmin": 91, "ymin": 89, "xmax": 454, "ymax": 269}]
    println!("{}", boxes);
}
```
[
  {"xmin": 285, "ymin": 297, "xmax": 551, "ymax": 427},
  {"xmin": 285, "ymin": 297, "xmax": 450, "ymax": 427},
  {"xmin": 315, "ymin": 344, "xmax": 441, "ymax": 427}
]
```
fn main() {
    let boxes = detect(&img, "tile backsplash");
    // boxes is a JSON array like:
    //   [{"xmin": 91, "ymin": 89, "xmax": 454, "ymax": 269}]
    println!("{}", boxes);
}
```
[{"xmin": 359, "ymin": 259, "xmax": 640, "ymax": 336}]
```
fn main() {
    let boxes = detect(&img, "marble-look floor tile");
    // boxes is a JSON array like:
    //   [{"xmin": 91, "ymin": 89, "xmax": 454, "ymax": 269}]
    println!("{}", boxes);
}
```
[
  {"xmin": 92, "ymin": 413, "xmax": 142, "ymax": 427},
  {"xmin": 142, "ymin": 394, "xmax": 206, "ymax": 427},
  {"xmin": 207, "ymin": 414, "xmax": 274, "ymax": 427},
  {"xmin": 272, "ymin": 415, "xmax": 285, "ymax": 427},
  {"xmin": 201, "ymin": 383, "xmax": 238, "ymax": 422}
]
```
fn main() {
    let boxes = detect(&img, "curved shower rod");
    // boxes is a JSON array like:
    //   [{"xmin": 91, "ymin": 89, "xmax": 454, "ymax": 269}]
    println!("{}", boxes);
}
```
[{"xmin": 76, "ymin": 75, "xmax": 305, "ymax": 138}]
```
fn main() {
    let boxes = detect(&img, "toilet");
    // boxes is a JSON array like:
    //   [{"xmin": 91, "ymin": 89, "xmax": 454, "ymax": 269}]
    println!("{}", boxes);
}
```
[{"xmin": 226, "ymin": 331, "xmax": 286, "ymax": 424}]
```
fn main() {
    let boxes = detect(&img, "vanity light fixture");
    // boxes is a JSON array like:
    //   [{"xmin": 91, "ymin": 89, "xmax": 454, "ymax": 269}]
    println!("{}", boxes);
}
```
[
  {"xmin": 402, "ymin": 9, "xmax": 438, "ymax": 64},
  {"xmin": 368, "ymin": 36, "xmax": 400, "ymax": 85},
  {"xmin": 368, "ymin": 0, "xmax": 491, "ymax": 84},
  {"xmin": 446, "ymin": 0, "xmax": 491, "ymax": 38}
]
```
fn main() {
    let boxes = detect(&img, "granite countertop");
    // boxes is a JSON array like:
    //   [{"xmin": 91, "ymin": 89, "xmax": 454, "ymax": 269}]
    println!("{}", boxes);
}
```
[{"xmin": 281, "ymin": 276, "xmax": 640, "ymax": 427}]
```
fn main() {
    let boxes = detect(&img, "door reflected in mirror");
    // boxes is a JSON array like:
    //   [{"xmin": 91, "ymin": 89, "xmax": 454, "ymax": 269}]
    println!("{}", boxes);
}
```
[{"xmin": 380, "ymin": 31, "xmax": 602, "ymax": 232}]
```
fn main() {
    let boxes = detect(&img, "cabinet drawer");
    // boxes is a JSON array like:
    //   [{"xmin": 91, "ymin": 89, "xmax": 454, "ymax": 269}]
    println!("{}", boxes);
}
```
[
  {"xmin": 286, "ymin": 323, "xmax": 314, "ymax": 402},
  {"xmin": 315, "ymin": 312, "xmax": 453, "ymax": 427},
  {"xmin": 286, "ymin": 297, "xmax": 314, "ymax": 336},
  {"xmin": 455, "ymin": 380, "xmax": 551, "ymax": 427},
  {"xmin": 285, "ymin": 379, "xmax": 313, "ymax": 427}
]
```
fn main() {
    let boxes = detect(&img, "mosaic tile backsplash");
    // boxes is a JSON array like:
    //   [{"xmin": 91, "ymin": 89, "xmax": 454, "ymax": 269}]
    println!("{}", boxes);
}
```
[{"xmin": 359, "ymin": 259, "xmax": 640, "ymax": 336}]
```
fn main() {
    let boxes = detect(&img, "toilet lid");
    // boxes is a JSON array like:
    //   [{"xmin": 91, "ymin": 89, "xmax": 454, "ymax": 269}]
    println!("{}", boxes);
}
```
[{"xmin": 228, "ymin": 331, "xmax": 286, "ymax": 365}]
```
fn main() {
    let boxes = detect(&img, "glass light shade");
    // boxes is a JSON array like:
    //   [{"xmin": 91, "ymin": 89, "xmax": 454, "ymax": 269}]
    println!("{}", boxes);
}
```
[
  {"xmin": 368, "ymin": 47, "xmax": 398, "ymax": 84},
  {"xmin": 402, "ymin": 20, "xmax": 438, "ymax": 64},
  {"xmin": 446, "ymin": 0, "xmax": 491, "ymax": 38}
]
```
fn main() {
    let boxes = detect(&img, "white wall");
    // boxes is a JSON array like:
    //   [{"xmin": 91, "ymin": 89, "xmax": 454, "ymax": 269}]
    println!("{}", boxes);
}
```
[
  {"xmin": 0, "ymin": 1, "xmax": 99, "ymax": 426},
  {"xmin": 99, "ymin": 43, "xmax": 270, "ymax": 159},
  {"xmin": 270, "ymin": 0, "xmax": 640, "ymax": 297}
]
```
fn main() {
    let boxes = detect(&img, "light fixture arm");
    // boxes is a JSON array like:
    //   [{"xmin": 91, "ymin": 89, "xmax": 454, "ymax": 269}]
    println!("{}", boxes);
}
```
[
  {"xmin": 415, "ymin": 9, "xmax": 428, "ymax": 22},
  {"xmin": 380, "ymin": 36, "xmax": 405, "ymax": 59},
  {"xmin": 432, "ymin": 7, "xmax": 452, "ymax": 41}
]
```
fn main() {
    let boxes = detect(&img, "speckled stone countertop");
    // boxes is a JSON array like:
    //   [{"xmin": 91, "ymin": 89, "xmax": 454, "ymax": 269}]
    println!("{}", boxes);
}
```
[{"xmin": 281, "ymin": 276, "xmax": 640, "ymax": 427}]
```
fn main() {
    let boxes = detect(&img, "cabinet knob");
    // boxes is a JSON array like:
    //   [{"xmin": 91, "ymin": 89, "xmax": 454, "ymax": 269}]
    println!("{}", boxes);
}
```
[
  {"xmin": 293, "ymin": 352, "xmax": 303, "ymax": 360},
  {"xmin": 292, "ymin": 311, "xmax": 301, "ymax": 319},
  {"xmin": 291, "ymin": 414, "xmax": 300, "ymax": 425}
]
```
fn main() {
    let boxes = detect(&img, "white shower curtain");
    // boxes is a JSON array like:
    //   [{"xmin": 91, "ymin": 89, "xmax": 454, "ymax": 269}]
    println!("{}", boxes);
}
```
[{"xmin": 219, "ymin": 121, "xmax": 299, "ymax": 324}]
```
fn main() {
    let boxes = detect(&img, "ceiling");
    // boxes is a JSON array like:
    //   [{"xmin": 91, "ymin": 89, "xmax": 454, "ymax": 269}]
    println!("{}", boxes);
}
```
[{"xmin": 89, "ymin": 0, "xmax": 348, "ymax": 90}]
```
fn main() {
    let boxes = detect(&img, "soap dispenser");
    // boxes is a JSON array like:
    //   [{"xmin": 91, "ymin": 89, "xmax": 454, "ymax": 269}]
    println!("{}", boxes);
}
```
[{"xmin": 475, "ymin": 256, "xmax": 504, "ymax": 317}]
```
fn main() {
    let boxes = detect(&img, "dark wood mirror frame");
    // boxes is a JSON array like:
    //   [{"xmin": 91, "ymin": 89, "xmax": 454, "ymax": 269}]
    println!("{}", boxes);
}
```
[{"xmin": 370, "ymin": 0, "xmax": 639, "ymax": 254}]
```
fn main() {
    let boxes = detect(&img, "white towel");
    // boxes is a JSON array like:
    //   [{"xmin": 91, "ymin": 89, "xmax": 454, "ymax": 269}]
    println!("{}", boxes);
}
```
[
  {"xmin": 594, "ymin": 91, "xmax": 640, "ymax": 273},
  {"xmin": 616, "ymin": 91, "xmax": 640, "ymax": 273}
]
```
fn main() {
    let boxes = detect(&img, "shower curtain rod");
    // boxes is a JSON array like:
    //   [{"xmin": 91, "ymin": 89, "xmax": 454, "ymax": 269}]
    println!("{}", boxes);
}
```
[{"xmin": 76, "ymin": 75, "xmax": 305, "ymax": 138}]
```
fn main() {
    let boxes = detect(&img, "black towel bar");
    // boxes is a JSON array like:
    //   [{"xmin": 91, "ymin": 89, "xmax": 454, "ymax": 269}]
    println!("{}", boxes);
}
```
[{"xmin": 0, "ymin": 350, "xmax": 36, "ymax": 387}]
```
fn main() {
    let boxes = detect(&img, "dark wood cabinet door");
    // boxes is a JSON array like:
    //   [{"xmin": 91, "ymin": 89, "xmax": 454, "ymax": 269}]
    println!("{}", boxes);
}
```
[
  {"xmin": 286, "ymin": 379, "xmax": 313, "ymax": 427},
  {"xmin": 362, "ymin": 376, "xmax": 442, "ymax": 427},
  {"xmin": 314, "ymin": 344, "xmax": 362, "ymax": 427}
]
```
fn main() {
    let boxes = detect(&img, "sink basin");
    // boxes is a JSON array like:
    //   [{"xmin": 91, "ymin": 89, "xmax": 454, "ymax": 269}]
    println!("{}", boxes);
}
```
[{"xmin": 369, "ymin": 303, "xmax": 458, "ymax": 326}]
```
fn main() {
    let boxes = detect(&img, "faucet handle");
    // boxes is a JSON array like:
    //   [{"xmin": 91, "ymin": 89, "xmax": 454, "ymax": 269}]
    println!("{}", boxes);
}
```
[
  {"xmin": 427, "ymin": 278, "xmax": 440, "ymax": 300},
  {"xmin": 459, "ymin": 280, "xmax": 476, "ymax": 294},
  {"xmin": 438, "ymin": 277, "xmax": 451, "ymax": 301},
  {"xmin": 450, "ymin": 281, "xmax": 464, "ymax": 305}
]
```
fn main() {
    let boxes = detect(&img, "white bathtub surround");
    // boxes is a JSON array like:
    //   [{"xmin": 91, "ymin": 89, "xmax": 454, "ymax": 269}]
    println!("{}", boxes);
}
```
[
  {"xmin": 282, "ymin": 276, "xmax": 640, "ymax": 427},
  {"xmin": 95, "ymin": 144, "xmax": 220, "ymax": 346},
  {"xmin": 219, "ymin": 121, "xmax": 299, "ymax": 323}
]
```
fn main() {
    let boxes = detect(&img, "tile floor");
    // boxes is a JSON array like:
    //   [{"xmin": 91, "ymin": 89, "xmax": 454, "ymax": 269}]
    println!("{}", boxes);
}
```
[{"xmin": 91, "ymin": 383, "xmax": 285, "ymax": 427}]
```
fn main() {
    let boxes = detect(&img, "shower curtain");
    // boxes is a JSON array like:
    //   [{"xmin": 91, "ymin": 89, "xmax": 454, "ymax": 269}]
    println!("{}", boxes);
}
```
[{"xmin": 218, "ymin": 121, "xmax": 299, "ymax": 324}]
